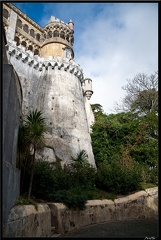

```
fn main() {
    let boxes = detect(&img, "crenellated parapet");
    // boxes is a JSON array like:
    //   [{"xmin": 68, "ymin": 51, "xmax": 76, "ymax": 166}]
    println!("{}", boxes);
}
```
[{"xmin": 6, "ymin": 40, "xmax": 84, "ymax": 81}]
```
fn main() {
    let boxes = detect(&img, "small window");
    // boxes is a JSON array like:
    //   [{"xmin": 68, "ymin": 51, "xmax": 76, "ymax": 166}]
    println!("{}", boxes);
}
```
[
  {"xmin": 14, "ymin": 36, "xmax": 20, "ymax": 46},
  {"xmin": 66, "ymin": 34, "xmax": 69, "ymax": 42},
  {"xmin": 3, "ymin": 9, "xmax": 9, "ymax": 19},
  {"xmin": 21, "ymin": 41, "xmax": 26, "ymax": 47},
  {"xmin": 34, "ymin": 49, "xmax": 39, "ymax": 55},
  {"xmin": 30, "ymin": 29, "xmax": 35, "ymax": 38},
  {"xmin": 53, "ymin": 30, "xmax": 59, "ymax": 37},
  {"xmin": 17, "ymin": 19, "xmax": 22, "ymax": 29},
  {"xmin": 23, "ymin": 24, "xmax": 29, "ymax": 33},
  {"xmin": 71, "ymin": 37, "xmax": 74, "ymax": 45},
  {"xmin": 65, "ymin": 48, "xmax": 71, "ymax": 58},
  {"xmin": 47, "ymin": 31, "xmax": 52, "ymax": 39},
  {"xmin": 28, "ymin": 45, "xmax": 33, "ymax": 51},
  {"xmin": 60, "ymin": 31, "xmax": 65, "ymax": 40},
  {"xmin": 36, "ymin": 33, "xmax": 40, "ymax": 41}
]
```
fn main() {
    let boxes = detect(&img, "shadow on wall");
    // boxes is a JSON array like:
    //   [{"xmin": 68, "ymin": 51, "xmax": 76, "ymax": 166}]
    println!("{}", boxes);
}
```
[{"xmin": 2, "ymin": 27, "xmax": 22, "ymax": 235}]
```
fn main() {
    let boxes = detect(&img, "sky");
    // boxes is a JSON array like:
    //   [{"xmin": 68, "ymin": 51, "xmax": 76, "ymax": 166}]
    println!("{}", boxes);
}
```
[{"xmin": 13, "ymin": 2, "xmax": 158, "ymax": 114}]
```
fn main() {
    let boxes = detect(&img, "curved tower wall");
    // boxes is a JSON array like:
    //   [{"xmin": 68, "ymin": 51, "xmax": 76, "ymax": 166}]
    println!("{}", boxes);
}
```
[
  {"xmin": 3, "ymin": 3, "xmax": 95, "ymax": 167},
  {"xmin": 7, "ymin": 42, "xmax": 95, "ymax": 166}
]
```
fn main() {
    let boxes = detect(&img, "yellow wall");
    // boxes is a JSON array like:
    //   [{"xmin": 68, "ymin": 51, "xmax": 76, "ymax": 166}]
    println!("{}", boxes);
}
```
[{"xmin": 40, "ymin": 42, "xmax": 66, "ymax": 59}]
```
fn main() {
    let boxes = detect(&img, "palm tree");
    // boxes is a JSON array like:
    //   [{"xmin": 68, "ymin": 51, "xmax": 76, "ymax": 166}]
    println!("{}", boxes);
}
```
[
  {"xmin": 71, "ymin": 149, "xmax": 89, "ymax": 168},
  {"xmin": 23, "ymin": 109, "xmax": 47, "ymax": 198},
  {"xmin": 71, "ymin": 150, "xmax": 89, "ymax": 184}
]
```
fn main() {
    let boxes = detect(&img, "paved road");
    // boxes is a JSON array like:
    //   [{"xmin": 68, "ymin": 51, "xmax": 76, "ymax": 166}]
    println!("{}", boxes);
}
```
[{"xmin": 59, "ymin": 218, "xmax": 158, "ymax": 238}]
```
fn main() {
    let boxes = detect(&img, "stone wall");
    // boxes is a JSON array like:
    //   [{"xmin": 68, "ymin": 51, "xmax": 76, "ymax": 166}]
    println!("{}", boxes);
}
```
[
  {"xmin": 4, "ymin": 204, "xmax": 51, "ymax": 237},
  {"xmin": 6, "ymin": 40, "xmax": 96, "ymax": 167},
  {"xmin": 48, "ymin": 187, "xmax": 158, "ymax": 235},
  {"xmin": 4, "ymin": 188, "xmax": 158, "ymax": 237},
  {"xmin": 2, "ymin": 28, "xmax": 22, "ymax": 231}
]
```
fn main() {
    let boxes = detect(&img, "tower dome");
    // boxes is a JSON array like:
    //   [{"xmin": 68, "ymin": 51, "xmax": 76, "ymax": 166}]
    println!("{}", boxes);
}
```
[{"xmin": 40, "ymin": 15, "xmax": 74, "ymax": 60}]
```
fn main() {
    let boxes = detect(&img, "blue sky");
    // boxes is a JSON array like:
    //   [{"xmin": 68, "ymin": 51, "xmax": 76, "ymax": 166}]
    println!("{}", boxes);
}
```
[{"xmin": 13, "ymin": 2, "xmax": 158, "ymax": 114}]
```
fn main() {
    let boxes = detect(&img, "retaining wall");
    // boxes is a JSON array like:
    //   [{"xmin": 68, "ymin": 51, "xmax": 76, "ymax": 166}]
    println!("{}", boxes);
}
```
[{"xmin": 4, "ymin": 187, "xmax": 158, "ymax": 237}]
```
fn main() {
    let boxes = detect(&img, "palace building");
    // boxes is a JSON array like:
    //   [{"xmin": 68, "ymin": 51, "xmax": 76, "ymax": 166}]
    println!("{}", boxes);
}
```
[{"xmin": 3, "ymin": 2, "xmax": 96, "ymax": 167}]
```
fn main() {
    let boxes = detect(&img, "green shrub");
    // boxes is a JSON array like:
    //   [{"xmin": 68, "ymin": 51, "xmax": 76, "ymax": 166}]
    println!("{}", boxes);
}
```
[
  {"xmin": 84, "ymin": 187, "xmax": 116, "ymax": 201},
  {"xmin": 69, "ymin": 162, "xmax": 96, "ymax": 189},
  {"xmin": 31, "ymin": 159, "xmax": 56, "ymax": 199},
  {"xmin": 31, "ymin": 159, "xmax": 73, "ymax": 199},
  {"xmin": 15, "ymin": 195, "xmax": 38, "ymax": 210},
  {"xmin": 48, "ymin": 187, "xmax": 88, "ymax": 210},
  {"xmin": 96, "ymin": 160, "xmax": 142, "ymax": 195},
  {"xmin": 27, "ymin": 157, "xmax": 97, "ymax": 201}
]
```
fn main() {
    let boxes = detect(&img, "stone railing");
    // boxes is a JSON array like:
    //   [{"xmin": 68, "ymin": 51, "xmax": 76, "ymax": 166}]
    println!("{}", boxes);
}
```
[
  {"xmin": 6, "ymin": 40, "xmax": 84, "ymax": 81},
  {"xmin": 3, "ymin": 187, "xmax": 158, "ymax": 237}
]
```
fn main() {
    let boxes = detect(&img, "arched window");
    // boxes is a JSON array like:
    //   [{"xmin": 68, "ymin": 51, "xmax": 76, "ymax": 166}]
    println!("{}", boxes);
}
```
[
  {"xmin": 17, "ymin": 19, "xmax": 22, "ymax": 29},
  {"xmin": 34, "ymin": 49, "xmax": 39, "ymax": 55},
  {"xmin": 14, "ymin": 36, "xmax": 20, "ymax": 46},
  {"xmin": 47, "ymin": 31, "xmax": 52, "ymax": 39},
  {"xmin": 28, "ymin": 45, "xmax": 33, "ymax": 51},
  {"xmin": 60, "ymin": 31, "xmax": 65, "ymax": 40},
  {"xmin": 21, "ymin": 41, "xmax": 26, "ymax": 47},
  {"xmin": 3, "ymin": 9, "xmax": 9, "ymax": 19},
  {"xmin": 30, "ymin": 29, "xmax": 35, "ymax": 38},
  {"xmin": 71, "ymin": 37, "xmax": 74, "ymax": 45},
  {"xmin": 23, "ymin": 24, "xmax": 29, "ymax": 33},
  {"xmin": 64, "ymin": 48, "xmax": 71, "ymax": 59},
  {"xmin": 53, "ymin": 30, "xmax": 59, "ymax": 37},
  {"xmin": 36, "ymin": 33, "xmax": 40, "ymax": 41},
  {"xmin": 66, "ymin": 34, "xmax": 69, "ymax": 42}
]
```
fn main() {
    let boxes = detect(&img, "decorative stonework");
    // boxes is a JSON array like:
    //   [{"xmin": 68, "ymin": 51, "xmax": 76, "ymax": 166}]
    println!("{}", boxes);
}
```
[{"xmin": 6, "ymin": 40, "xmax": 84, "ymax": 80}]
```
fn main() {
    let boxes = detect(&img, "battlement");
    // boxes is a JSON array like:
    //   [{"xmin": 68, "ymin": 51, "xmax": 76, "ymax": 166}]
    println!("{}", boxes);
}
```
[{"xmin": 6, "ymin": 40, "xmax": 84, "ymax": 81}]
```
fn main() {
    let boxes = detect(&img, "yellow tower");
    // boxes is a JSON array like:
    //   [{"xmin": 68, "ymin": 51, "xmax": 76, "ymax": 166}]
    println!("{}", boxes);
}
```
[{"xmin": 40, "ymin": 16, "xmax": 74, "ymax": 60}]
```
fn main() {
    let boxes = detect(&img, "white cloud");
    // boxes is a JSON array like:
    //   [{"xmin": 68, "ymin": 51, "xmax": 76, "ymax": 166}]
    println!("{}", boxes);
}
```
[
  {"xmin": 14, "ymin": 2, "xmax": 158, "ymax": 114},
  {"xmin": 74, "ymin": 3, "xmax": 158, "ymax": 114}
]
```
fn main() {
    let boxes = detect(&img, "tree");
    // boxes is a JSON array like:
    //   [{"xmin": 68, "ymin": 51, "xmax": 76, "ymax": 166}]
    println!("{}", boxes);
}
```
[
  {"xmin": 91, "ymin": 104, "xmax": 104, "ymax": 114},
  {"xmin": 130, "ymin": 88, "xmax": 158, "ymax": 114},
  {"xmin": 18, "ymin": 109, "xmax": 47, "ymax": 198},
  {"xmin": 91, "ymin": 103, "xmax": 107, "ymax": 121},
  {"xmin": 114, "ymin": 71, "xmax": 158, "ymax": 115},
  {"xmin": 70, "ymin": 150, "xmax": 96, "ymax": 189},
  {"xmin": 91, "ymin": 107, "xmax": 158, "ymax": 183}
]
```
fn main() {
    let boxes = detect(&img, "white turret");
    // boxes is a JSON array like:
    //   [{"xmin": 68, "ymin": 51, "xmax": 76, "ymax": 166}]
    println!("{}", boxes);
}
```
[{"xmin": 82, "ymin": 78, "xmax": 93, "ymax": 100}]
